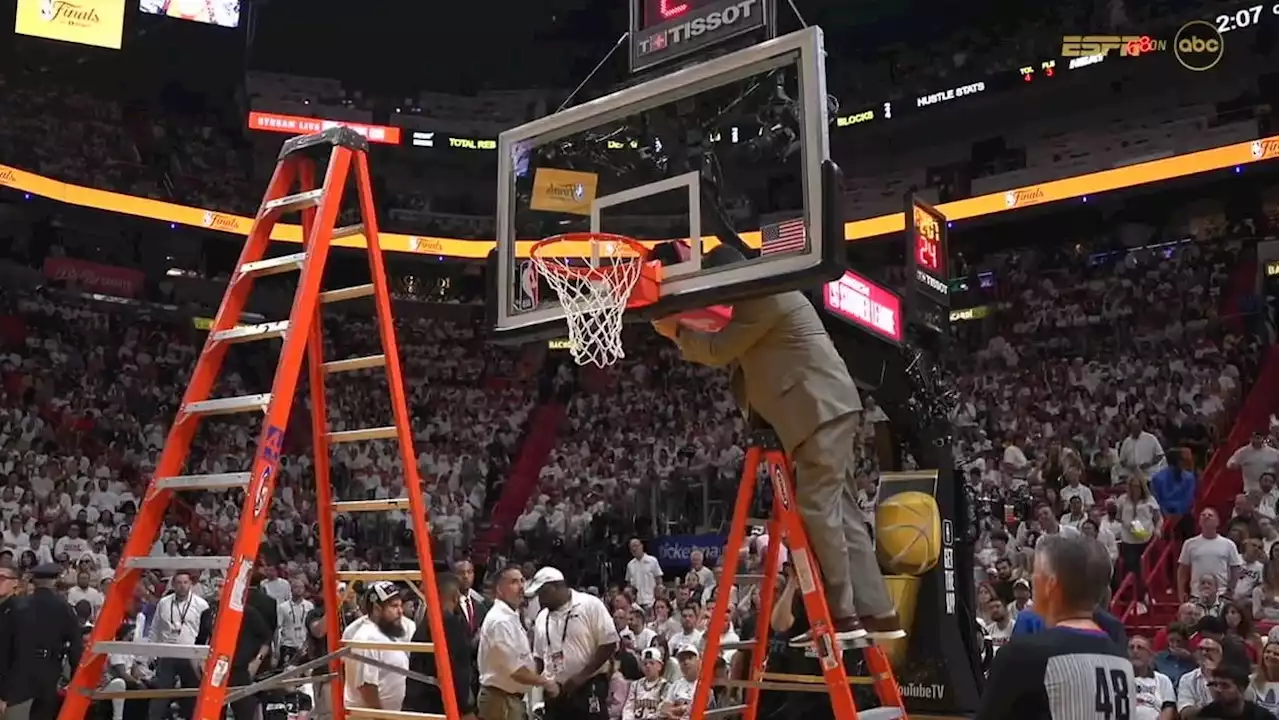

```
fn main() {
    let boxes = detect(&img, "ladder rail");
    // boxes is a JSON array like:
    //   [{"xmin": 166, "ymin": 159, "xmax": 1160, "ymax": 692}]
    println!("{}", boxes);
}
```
[
  {"xmin": 690, "ymin": 444, "xmax": 765, "ymax": 720},
  {"xmin": 353, "ymin": 150, "xmax": 464, "ymax": 720},
  {"xmin": 189, "ymin": 149, "xmax": 353, "ymax": 720},
  {"xmin": 743, "ymin": 499, "xmax": 785, "ymax": 720},
  {"xmin": 300, "ymin": 183, "xmax": 350, "ymax": 720},
  {"xmin": 59, "ymin": 159, "xmax": 302, "ymax": 720}
]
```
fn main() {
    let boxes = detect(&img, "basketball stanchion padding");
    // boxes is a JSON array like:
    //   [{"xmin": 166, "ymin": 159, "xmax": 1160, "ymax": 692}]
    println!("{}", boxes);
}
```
[{"xmin": 875, "ymin": 490, "xmax": 942, "ymax": 575}]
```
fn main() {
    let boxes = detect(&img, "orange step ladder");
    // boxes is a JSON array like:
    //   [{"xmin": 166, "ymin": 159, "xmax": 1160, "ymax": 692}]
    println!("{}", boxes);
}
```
[
  {"xmin": 690, "ymin": 426, "xmax": 908, "ymax": 720},
  {"xmin": 59, "ymin": 127, "xmax": 461, "ymax": 720}
]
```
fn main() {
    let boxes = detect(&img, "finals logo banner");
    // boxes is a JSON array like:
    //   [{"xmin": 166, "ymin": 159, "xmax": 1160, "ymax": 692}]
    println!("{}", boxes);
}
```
[
  {"xmin": 15, "ymin": 0, "xmax": 125, "ymax": 49},
  {"xmin": 529, "ymin": 168, "xmax": 599, "ymax": 216}
]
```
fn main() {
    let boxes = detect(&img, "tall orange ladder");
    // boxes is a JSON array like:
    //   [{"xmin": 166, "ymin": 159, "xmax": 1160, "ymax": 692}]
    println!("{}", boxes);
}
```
[
  {"xmin": 59, "ymin": 127, "xmax": 461, "ymax": 720},
  {"xmin": 690, "ymin": 426, "xmax": 909, "ymax": 720}
]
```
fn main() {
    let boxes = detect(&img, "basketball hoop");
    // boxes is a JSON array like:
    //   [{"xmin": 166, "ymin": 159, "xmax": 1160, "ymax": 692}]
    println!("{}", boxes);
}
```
[{"xmin": 529, "ymin": 232, "xmax": 661, "ymax": 368}]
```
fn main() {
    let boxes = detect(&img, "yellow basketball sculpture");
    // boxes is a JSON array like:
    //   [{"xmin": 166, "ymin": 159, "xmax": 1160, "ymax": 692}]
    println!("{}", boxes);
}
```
[{"xmin": 875, "ymin": 490, "xmax": 942, "ymax": 575}]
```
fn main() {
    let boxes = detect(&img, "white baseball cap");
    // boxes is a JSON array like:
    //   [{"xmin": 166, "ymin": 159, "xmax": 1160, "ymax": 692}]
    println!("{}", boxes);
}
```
[
  {"xmin": 675, "ymin": 644, "xmax": 700, "ymax": 658},
  {"xmin": 524, "ymin": 566, "xmax": 566, "ymax": 597},
  {"xmin": 641, "ymin": 647, "xmax": 664, "ymax": 664}
]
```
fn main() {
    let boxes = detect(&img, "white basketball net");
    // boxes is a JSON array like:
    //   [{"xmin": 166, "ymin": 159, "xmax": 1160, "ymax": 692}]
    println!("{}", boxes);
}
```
[{"xmin": 531, "ymin": 244, "xmax": 645, "ymax": 368}]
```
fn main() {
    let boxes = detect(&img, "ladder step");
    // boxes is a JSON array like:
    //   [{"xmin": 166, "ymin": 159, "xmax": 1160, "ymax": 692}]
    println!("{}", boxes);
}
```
[
  {"xmin": 746, "ymin": 517, "xmax": 770, "ymax": 527},
  {"xmin": 335, "ymin": 570, "xmax": 423, "ymax": 583},
  {"xmin": 239, "ymin": 253, "xmax": 307, "ymax": 277},
  {"xmin": 128, "ymin": 555, "xmax": 233, "ymax": 572},
  {"xmin": 320, "ymin": 284, "xmax": 376, "ymax": 303},
  {"xmin": 94, "ymin": 642, "xmax": 209, "ymax": 660},
  {"xmin": 346, "ymin": 710, "xmax": 446, "ymax": 720},
  {"xmin": 759, "ymin": 671, "xmax": 876, "ymax": 686},
  {"xmin": 183, "ymin": 394, "xmax": 272, "ymax": 416},
  {"xmin": 842, "ymin": 710, "xmax": 903, "ymax": 720},
  {"xmin": 323, "ymin": 354, "xmax": 386, "ymax": 374},
  {"xmin": 719, "ymin": 640, "xmax": 757, "ymax": 651},
  {"xmin": 333, "ymin": 498, "xmax": 413, "ymax": 513},
  {"xmin": 333, "ymin": 223, "xmax": 366, "ymax": 239},
  {"xmin": 210, "ymin": 321, "xmax": 289, "ymax": 344},
  {"xmin": 735, "ymin": 574, "xmax": 767, "ymax": 584},
  {"xmin": 343, "ymin": 640, "xmax": 435, "ymax": 653},
  {"xmin": 262, "ymin": 189, "xmax": 324, "ymax": 215},
  {"xmin": 705, "ymin": 704, "xmax": 749, "ymax": 718},
  {"xmin": 327, "ymin": 426, "xmax": 397, "ymax": 443},
  {"xmin": 155, "ymin": 472, "xmax": 251, "ymax": 491},
  {"xmin": 127, "ymin": 556, "xmax": 232, "ymax": 571}
]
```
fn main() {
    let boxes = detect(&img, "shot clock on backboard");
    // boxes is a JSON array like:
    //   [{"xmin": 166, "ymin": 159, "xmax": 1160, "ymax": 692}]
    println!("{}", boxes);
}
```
[{"xmin": 629, "ymin": 0, "xmax": 777, "ymax": 73}]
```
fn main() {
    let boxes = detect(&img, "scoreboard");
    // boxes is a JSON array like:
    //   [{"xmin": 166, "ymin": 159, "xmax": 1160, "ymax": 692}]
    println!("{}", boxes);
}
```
[{"xmin": 906, "ymin": 195, "xmax": 951, "ymax": 332}]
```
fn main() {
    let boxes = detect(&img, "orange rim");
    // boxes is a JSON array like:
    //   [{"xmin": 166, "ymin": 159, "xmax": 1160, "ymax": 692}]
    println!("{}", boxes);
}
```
[{"xmin": 529, "ymin": 232, "xmax": 651, "ymax": 282}]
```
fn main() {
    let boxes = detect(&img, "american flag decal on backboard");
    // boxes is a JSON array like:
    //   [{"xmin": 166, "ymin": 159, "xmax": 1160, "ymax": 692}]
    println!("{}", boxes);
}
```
[{"xmin": 760, "ymin": 217, "xmax": 807, "ymax": 255}]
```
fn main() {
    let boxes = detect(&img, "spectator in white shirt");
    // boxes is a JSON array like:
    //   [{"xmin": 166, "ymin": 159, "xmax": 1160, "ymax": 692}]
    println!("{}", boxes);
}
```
[
  {"xmin": 685, "ymin": 551, "xmax": 715, "ymax": 598},
  {"xmin": 260, "ymin": 564, "xmax": 290, "ymax": 603},
  {"xmin": 276, "ymin": 576, "xmax": 314, "ymax": 664},
  {"xmin": 477, "ymin": 565, "xmax": 559, "ymax": 720},
  {"xmin": 1058, "ymin": 466, "xmax": 1094, "ymax": 509},
  {"xmin": 666, "ymin": 604, "xmax": 705, "ymax": 656},
  {"xmin": 660, "ymin": 645, "xmax": 702, "ymax": 720},
  {"xmin": 66, "ymin": 568, "xmax": 104, "ymax": 619},
  {"xmin": 1177, "ymin": 508, "xmax": 1244, "ymax": 603},
  {"xmin": 344, "ymin": 581, "xmax": 412, "ymax": 712},
  {"xmin": 626, "ymin": 539, "xmax": 664, "ymax": 610},
  {"xmin": 1226, "ymin": 432, "xmax": 1279, "ymax": 495},
  {"xmin": 1119, "ymin": 420, "xmax": 1166, "ymax": 480},
  {"xmin": 147, "ymin": 571, "xmax": 210, "ymax": 720}
]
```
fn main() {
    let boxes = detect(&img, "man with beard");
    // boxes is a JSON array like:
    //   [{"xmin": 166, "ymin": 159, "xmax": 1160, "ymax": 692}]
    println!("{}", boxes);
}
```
[
  {"xmin": 343, "ymin": 582, "xmax": 410, "ymax": 713},
  {"xmin": 527, "ymin": 567, "xmax": 619, "ymax": 720}
]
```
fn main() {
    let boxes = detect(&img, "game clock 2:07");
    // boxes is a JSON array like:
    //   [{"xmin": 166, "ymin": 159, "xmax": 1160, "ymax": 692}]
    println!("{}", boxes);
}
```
[{"xmin": 643, "ymin": 0, "xmax": 713, "ymax": 27}]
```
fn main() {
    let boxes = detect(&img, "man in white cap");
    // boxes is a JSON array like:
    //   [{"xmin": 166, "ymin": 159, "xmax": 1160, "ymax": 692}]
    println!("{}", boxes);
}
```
[
  {"xmin": 623, "ymin": 648, "xmax": 670, "ymax": 720},
  {"xmin": 343, "ymin": 581, "xmax": 410, "ymax": 712},
  {"xmin": 527, "ymin": 566, "xmax": 620, "ymax": 720},
  {"xmin": 660, "ymin": 645, "xmax": 703, "ymax": 719}
]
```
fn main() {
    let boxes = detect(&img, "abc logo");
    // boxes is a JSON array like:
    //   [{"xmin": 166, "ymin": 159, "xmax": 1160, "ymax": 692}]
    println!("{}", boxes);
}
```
[{"xmin": 1174, "ymin": 20, "xmax": 1224, "ymax": 71}]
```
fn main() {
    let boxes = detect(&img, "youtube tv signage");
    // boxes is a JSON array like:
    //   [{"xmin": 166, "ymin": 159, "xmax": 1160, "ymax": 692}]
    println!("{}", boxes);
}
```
[
  {"xmin": 823, "ymin": 270, "xmax": 903, "ymax": 345},
  {"xmin": 247, "ymin": 112, "xmax": 402, "ymax": 145}
]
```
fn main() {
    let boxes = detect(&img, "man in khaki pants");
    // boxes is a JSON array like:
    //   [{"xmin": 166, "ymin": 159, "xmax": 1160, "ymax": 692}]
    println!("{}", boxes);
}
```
[
  {"xmin": 653, "ymin": 245, "xmax": 905, "ymax": 646},
  {"xmin": 477, "ymin": 566, "xmax": 559, "ymax": 720}
]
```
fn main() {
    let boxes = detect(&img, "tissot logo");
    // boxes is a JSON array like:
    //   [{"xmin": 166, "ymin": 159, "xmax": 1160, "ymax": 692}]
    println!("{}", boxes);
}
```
[{"xmin": 637, "ymin": 0, "xmax": 760, "ymax": 55}]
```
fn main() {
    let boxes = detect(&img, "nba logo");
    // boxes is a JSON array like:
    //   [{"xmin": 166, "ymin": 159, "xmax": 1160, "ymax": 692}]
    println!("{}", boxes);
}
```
[
  {"xmin": 517, "ymin": 261, "xmax": 538, "ymax": 311},
  {"xmin": 40, "ymin": 0, "xmax": 54, "ymax": 20}
]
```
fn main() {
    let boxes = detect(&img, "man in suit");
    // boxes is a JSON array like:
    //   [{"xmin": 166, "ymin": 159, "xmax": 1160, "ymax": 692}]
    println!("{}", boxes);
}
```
[
  {"xmin": 651, "ymin": 244, "xmax": 903, "ymax": 644},
  {"xmin": 454, "ymin": 560, "xmax": 488, "ymax": 639},
  {"xmin": 404, "ymin": 573, "xmax": 475, "ymax": 716}
]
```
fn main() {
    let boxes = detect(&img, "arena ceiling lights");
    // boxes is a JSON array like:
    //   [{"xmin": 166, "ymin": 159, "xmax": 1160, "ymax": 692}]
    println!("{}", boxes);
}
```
[{"xmin": 0, "ymin": 136, "xmax": 1273, "ymax": 259}]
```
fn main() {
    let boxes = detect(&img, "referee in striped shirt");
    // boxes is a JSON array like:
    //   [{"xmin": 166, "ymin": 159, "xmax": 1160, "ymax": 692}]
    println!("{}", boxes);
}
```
[{"xmin": 976, "ymin": 534, "xmax": 1136, "ymax": 720}]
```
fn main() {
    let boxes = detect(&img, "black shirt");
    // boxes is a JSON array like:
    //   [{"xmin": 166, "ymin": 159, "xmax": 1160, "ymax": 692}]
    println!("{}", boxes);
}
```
[
  {"xmin": 976, "ymin": 627, "xmax": 1134, "ymax": 720},
  {"xmin": 1197, "ymin": 700, "xmax": 1278, "ymax": 719}
]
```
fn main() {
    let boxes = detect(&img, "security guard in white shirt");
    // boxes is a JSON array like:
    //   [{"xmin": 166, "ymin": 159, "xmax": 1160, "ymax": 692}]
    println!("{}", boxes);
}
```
[
  {"xmin": 527, "ymin": 566, "xmax": 620, "ymax": 720},
  {"xmin": 477, "ymin": 566, "xmax": 559, "ymax": 720}
]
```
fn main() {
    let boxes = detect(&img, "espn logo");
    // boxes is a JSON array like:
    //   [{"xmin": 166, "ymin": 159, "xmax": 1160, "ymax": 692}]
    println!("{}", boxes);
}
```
[
  {"xmin": 411, "ymin": 131, "xmax": 434, "ymax": 148},
  {"xmin": 1061, "ymin": 35, "xmax": 1165, "ymax": 57}
]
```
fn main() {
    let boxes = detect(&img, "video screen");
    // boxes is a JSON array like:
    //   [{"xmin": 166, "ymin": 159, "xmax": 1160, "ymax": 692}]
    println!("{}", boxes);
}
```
[{"xmin": 139, "ymin": 0, "xmax": 240, "ymax": 28}]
